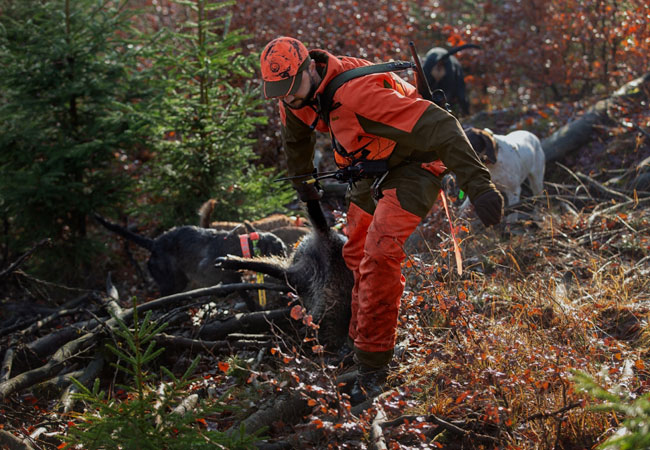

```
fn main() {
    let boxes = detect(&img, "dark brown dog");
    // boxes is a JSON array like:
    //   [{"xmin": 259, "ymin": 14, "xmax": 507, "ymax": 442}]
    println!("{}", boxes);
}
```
[
  {"xmin": 423, "ymin": 44, "xmax": 480, "ymax": 116},
  {"xmin": 94, "ymin": 214, "xmax": 287, "ymax": 298}
]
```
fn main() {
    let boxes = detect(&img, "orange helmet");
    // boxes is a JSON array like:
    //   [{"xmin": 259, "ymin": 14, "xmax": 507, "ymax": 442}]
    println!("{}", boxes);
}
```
[{"xmin": 260, "ymin": 37, "xmax": 311, "ymax": 99}]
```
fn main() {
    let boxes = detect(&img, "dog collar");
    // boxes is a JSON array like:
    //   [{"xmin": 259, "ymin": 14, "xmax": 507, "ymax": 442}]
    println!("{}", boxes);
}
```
[{"xmin": 239, "ymin": 232, "xmax": 260, "ymax": 258}]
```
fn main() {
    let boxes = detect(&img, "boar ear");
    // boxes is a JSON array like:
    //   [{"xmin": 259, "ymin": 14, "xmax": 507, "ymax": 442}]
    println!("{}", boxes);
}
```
[{"xmin": 243, "ymin": 221, "xmax": 256, "ymax": 234}]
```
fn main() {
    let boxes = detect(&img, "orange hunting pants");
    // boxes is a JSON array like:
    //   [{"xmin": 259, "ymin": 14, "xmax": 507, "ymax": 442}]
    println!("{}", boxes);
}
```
[{"xmin": 343, "ymin": 163, "xmax": 442, "ymax": 367}]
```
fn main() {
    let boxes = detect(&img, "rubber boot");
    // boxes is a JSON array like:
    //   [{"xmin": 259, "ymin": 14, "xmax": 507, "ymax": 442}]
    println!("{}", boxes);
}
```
[{"xmin": 349, "ymin": 363, "xmax": 389, "ymax": 405}]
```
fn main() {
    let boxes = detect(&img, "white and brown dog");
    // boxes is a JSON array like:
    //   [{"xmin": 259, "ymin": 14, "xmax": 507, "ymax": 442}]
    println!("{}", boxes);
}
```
[{"xmin": 462, "ymin": 127, "xmax": 545, "ymax": 220}]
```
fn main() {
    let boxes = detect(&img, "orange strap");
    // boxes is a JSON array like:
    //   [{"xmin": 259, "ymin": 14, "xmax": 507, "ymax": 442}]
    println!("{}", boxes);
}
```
[
  {"xmin": 239, "ymin": 234, "xmax": 252, "ymax": 258},
  {"xmin": 439, "ymin": 189, "xmax": 463, "ymax": 276}
]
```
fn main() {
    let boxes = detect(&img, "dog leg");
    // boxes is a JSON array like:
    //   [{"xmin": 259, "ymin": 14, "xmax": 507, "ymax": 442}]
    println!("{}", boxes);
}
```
[
  {"xmin": 505, "ymin": 188, "xmax": 521, "ymax": 223},
  {"xmin": 527, "ymin": 164, "xmax": 545, "ymax": 197}
]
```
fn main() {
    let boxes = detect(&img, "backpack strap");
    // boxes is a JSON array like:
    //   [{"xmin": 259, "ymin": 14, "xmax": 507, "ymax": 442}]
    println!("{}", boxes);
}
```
[{"xmin": 317, "ymin": 60, "xmax": 414, "ymax": 120}]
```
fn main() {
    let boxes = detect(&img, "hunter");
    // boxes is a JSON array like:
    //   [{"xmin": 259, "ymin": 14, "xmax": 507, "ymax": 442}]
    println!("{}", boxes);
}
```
[{"xmin": 260, "ymin": 36, "xmax": 503, "ymax": 405}]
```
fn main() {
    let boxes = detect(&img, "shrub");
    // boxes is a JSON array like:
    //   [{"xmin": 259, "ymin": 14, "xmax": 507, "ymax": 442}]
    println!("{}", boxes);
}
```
[
  {"xmin": 0, "ymin": 0, "xmax": 153, "ymax": 279},
  {"xmin": 138, "ymin": 0, "xmax": 293, "ymax": 227}
]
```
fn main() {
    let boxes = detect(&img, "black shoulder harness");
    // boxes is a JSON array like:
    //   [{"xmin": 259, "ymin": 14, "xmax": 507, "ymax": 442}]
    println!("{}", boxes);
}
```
[
  {"xmin": 316, "ymin": 61, "xmax": 414, "ymax": 162},
  {"xmin": 317, "ymin": 60, "xmax": 414, "ymax": 121}
]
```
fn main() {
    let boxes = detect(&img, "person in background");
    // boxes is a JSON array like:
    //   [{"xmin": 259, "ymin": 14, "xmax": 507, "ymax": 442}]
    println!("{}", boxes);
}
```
[{"xmin": 423, "ymin": 45, "xmax": 473, "ymax": 116}]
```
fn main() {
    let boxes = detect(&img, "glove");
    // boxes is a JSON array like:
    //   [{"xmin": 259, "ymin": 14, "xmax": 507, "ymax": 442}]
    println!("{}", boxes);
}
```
[
  {"xmin": 471, "ymin": 189, "xmax": 504, "ymax": 227},
  {"xmin": 295, "ymin": 180, "xmax": 323, "ymax": 202}
]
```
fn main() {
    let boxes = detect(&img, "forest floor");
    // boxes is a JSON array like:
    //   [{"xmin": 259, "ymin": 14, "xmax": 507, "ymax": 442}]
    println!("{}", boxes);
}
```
[{"xmin": 0, "ymin": 84, "xmax": 648, "ymax": 449}]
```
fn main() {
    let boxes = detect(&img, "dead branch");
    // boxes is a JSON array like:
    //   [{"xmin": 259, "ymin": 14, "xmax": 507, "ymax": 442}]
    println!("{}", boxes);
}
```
[
  {"xmin": 376, "ymin": 412, "xmax": 499, "ymax": 444},
  {"xmin": 20, "ymin": 306, "xmax": 86, "ymax": 339},
  {"xmin": 153, "ymin": 333, "xmax": 272, "ymax": 354},
  {"xmin": 0, "ymin": 344, "xmax": 15, "ymax": 383},
  {"xmin": 25, "ymin": 327, "xmax": 84, "ymax": 362},
  {"xmin": 0, "ymin": 430, "xmax": 35, "ymax": 450},
  {"xmin": 60, "ymin": 355, "xmax": 105, "ymax": 413},
  {"xmin": 104, "ymin": 272, "xmax": 123, "ymax": 317},
  {"xmin": 226, "ymin": 333, "xmax": 271, "ymax": 341},
  {"xmin": 22, "ymin": 283, "xmax": 285, "ymax": 361},
  {"xmin": 574, "ymin": 171, "xmax": 633, "ymax": 202},
  {"xmin": 523, "ymin": 401, "xmax": 583, "ymax": 423},
  {"xmin": 2, "ymin": 284, "xmax": 290, "ymax": 397},
  {"xmin": 0, "ymin": 332, "xmax": 96, "ymax": 399},
  {"xmin": 423, "ymin": 414, "xmax": 499, "ymax": 443},
  {"xmin": 136, "ymin": 282, "xmax": 290, "ymax": 315},
  {"xmin": 0, "ymin": 294, "xmax": 92, "ymax": 339},
  {"xmin": 35, "ymin": 365, "xmax": 84, "ymax": 394},
  {"xmin": 370, "ymin": 404, "xmax": 388, "ymax": 450},
  {"xmin": 0, "ymin": 238, "xmax": 50, "ymax": 280},
  {"xmin": 171, "ymin": 393, "xmax": 198, "ymax": 416},
  {"xmin": 588, "ymin": 195, "xmax": 650, "ymax": 226},
  {"xmin": 198, "ymin": 308, "xmax": 292, "ymax": 340}
]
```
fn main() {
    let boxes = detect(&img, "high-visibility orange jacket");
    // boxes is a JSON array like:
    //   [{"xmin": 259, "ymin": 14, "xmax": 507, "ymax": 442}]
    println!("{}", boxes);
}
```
[{"xmin": 279, "ymin": 49, "xmax": 495, "ymax": 202}]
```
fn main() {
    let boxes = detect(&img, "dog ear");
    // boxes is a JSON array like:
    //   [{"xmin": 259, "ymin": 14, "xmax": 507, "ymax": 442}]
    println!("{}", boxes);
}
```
[
  {"xmin": 480, "ymin": 131, "xmax": 498, "ymax": 164},
  {"xmin": 465, "ymin": 127, "xmax": 485, "ymax": 155}
]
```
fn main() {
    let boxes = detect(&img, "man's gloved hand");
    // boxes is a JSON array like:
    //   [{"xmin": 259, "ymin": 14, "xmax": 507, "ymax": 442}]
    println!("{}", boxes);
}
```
[
  {"xmin": 471, "ymin": 189, "xmax": 504, "ymax": 227},
  {"xmin": 295, "ymin": 180, "xmax": 323, "ymax": 202}
]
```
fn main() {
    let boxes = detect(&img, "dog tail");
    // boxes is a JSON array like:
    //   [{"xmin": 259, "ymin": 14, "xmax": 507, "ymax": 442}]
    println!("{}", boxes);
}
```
[
  {"xmin": 197, "ymin": 199, "xmax": 217, "ymax": 228},
  {"xmin": 305, "ymin": 200, "xmax": 329, "ymax": 234},
  {"xmin": 93, "ymin": 213, "xmax": 154, "ymax": 251},
  {"xmin": 438, "ymin": 44, "xmax": 481, "ymax": 63}
]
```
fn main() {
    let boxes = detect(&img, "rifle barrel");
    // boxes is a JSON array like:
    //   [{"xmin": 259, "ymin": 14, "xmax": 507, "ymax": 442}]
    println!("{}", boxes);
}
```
[{"xmin": 408, "ymin": 41, "xmax": 433, "ymax": 102}]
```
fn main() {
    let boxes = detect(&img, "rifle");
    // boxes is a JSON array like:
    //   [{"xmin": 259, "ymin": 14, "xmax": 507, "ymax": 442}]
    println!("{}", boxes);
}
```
[
  {"xmin": 274, "ymin": 161, "xmax": 389, "ymax": 185},
  {"xmin": 408, "ymin": 41, "xmax": 451, "ymax": 112}
]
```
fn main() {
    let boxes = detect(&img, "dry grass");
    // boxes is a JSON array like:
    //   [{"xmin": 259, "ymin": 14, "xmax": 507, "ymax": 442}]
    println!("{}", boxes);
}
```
[{"xmin": 389, "ymin": 194, "xmax": 649, "ymax": 448}]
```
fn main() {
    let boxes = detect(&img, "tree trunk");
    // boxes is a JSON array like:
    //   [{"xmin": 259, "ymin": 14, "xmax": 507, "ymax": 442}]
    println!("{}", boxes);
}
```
[{"xmin": 542, "ymin": 73, "xmax": 650, "ymax": 163}]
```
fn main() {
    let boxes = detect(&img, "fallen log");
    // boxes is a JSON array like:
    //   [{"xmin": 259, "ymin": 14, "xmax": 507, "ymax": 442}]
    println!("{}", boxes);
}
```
[
  {"xmin": 227, "ymin": 393, "xmax": 310, "ymax": 439},
  {"xmin": 542, "ymin": 73, "xmax": 650, "ymax": 163},
  {"xmin": 1, "ymin": 282, "xmax": 291, "ymax": 398}
]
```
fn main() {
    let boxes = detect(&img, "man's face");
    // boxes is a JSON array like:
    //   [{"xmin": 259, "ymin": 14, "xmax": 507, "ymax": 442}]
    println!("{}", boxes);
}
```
[{"xmin": 282, "ymin": 67, "xmax": 318, "ymax": 109}]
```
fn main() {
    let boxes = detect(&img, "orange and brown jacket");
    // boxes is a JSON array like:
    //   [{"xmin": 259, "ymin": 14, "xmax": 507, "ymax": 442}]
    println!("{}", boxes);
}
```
[{"xmin": 278, "ymin": 49, "xmax": 495, "ymax": 201}]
